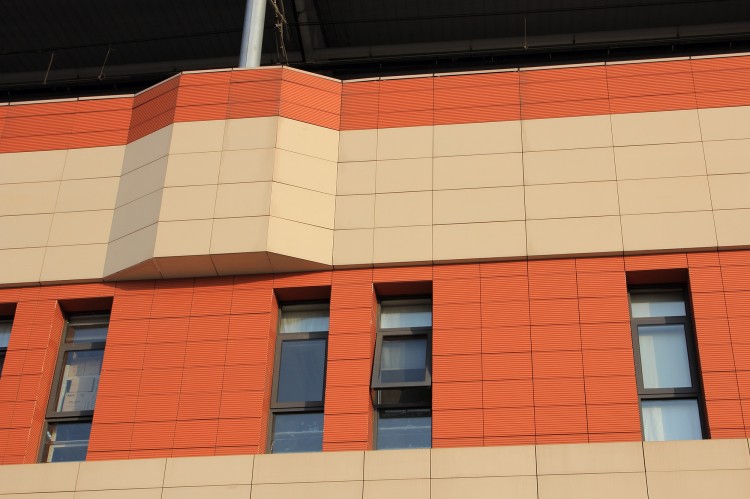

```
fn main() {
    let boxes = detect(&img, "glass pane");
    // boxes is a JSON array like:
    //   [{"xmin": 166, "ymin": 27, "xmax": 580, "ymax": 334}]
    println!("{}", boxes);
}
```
[
  {"xmin": 380, "ymin": 337, "xmax": 428, "ymax": 383},
  {"xmin": 280, "ymin": 308, "xmax": 329, "ymax": 333},
  {"xmin": 55, "ymin": 349, "xmax": 104, "ymax": 412},
  {"xmin": 377, "ymin": 410, "xmax": 431, "ymax": 449},
  {"xmin": 631, "ymin": 292, "xmax": 686, "ymax": 318},
  {"xmin": 0, "ymin": 320, "xmax": 11, "ymax": 348},
  {"xmin": 67, "ymin": 324, "xmax": 108, "ymax": 343},
  {"xmin": 45, "ymin": 422, "xmax": 91, "ymax": 462},
  {"xmin": 277, "ymin": 339, "xmax": 326, "ymax": 403},
  {"xmin": 638, "ymin": 324, "xmax": 692, "ymax": 389},
  {"xmin": 272, "ymin": 413, "xmax": 323, "ymax": 453},
  {"xmin": 381, "ymin": 303, "xmax": 432, "ymax": 329},
  {"xmin": 642, "ymin": 399, "xmax": 703, "ymax": 441}
]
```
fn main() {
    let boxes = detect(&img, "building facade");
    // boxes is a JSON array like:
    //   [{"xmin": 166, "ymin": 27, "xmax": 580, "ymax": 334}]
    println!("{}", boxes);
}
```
[{"xmin": 1, "ymin": 54, "xmax": 750, "ymax": 497}]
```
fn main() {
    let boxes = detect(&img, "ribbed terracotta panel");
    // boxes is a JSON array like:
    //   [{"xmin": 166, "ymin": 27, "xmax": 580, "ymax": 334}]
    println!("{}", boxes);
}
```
[
  {"xmin": 434, "ymin": 302, "xmax": 481, "ymax": 329},
  {"xmin": 228, "ymin": 313, "xmax": 272, "ymax": 340},
  {"xmin": 483, "ymin": 406, "xmax": 535, "ymax": 437},
  {"xmin": 216, "ymin": 418, "xmax": 261, "ymax": 447},
  {"xmin": 434, "ymin": 279, "xmax": 481, "ymax": 306},
  {"xmin": 341, "ymin": 92, "xmax": 379, "ymax": 115},
  {"xmin": 327, "ymin": 332, "xmax": 373, "ymax": 361},
  {"xmin": 433, "ymin": 381, "xmax": 483, "ymax": 411},
  {"xmin": 222, "ymin": 363, "xmax": 266, "ymax": 390},
  {"xmin": 481, "ymin": 300, "xmax": 531, "ymax": 327},
  {"xmin": 324, "ymin": 385, "xmax": 370, "ymax": 414},
  {"xmin": 142, "ymin": 341, "xmax": 186, "ymax": 370},
  {"xmin": 134, "ymin": 393, "xmax": 179, "ymax": 422},
  {"xmin": 325, "ymin": 359, "xmax": 372, "ymax": 386},
  {"xmin": 481, "ymin": 275, "xmax": 529, "ymax": 302},
  {"xmin": 480, "ymin": 261, "xmax": 527, "ymax": 278},
  {"xmin": 706, "ymin": 399, "xmax": 745, "ymax": 429},
  {"xmin": 523, "ymin": 99, "xmax": 611, "ymax": 120},
  {"xmin": 528, "ymin": 273, "xmax": 578, "ymax": 300},
  {"xmin": 321, "ymin": 412, "xmax": 369, "ymax": 443},
  {"xmin": 579, "ymin": 296, "xmax": 630, "ymax": 324},
  {"xmin": 181, "ymin": 365, "xmax": 225, "ymax": 393},
  {"xmin": 703, "ymin": 371, "xmax": 741, "ymax": 400},
  {"xmin": 482, "ymin": 352, "xmax": 533, "ymax": 380},
  {"xmin": 692, "ymin": 292, "xmax": 730, "ymax": 320},
  {"xmin": 174, "ymin": 103, "xmax": 228, "ymax": 122},
  {"xmin": 98, "ymin": 370, "xmax": 140, "ymax": 398},
  {"xmin": 433, "ymin": 327, "xmax": 481, "ymax": 356},
  {"xmin": 625, "ymin": 253, "xmax": 688, "ymax": 271},
  {"xmin": 219, "ymin": 390, "xmax": 263, "ymax": 419},
  {"xmin": 530, "ymin": 299, "xmax": 580, "ymax": 325},
  {"xmin": 88, "ymin": 423, "xmax": 133, "ymax": 452},
  {"xmin": 231, "ymin": 280, "xmax": 274, "ymax": 315},
  {"xmin": 528, "ymin": 259, "xmax": 576, "ymax": 276},
  {"xmin": 328, "ymin": 307, "xmax": 374, "ymax": 333},
  {"xmin": 483, "ymin": 378, "xmax": 534, "ymax": 408},
  {"xmin": 587, "ymin": 403, "xmax": 641, "ymax": 434},
  {"xmin": 3, "ymin": 112, "xmax": 72, "ymax": 137},
  {"xmin": 521, "ymin": 77, "xmax": 608, "ymax": 104},
  {"xmin": 281, "ymin": 80, "xmax": 342, "ymax": 115},
  {"xmin": 330, "ymin": 283, "xmax": 374, "ymax": 310},
  {"xmin": 533, "ymin": 351, "xmax": 584, "ymax": 379},
  {"xmin": 531, "ymin": 324, "xmax": 582, "ymax": 352},
  {"xmin": 225, "ymin": 338, "xmax": 270, "ymax": 367},
  {"xmin": 139, "ymin": 368, "xmax": 183, "ymax": 396},
  {"xmin": 178, "ymin": 392, "xmax": 221, "ymax": 421},
  {"xmin": 580, "ymin": 322, "xmax": 633, "ymax": 351},
  {"xmin": 282, "ymin": 68, "xmax": 341, "ymax": 94},
  {"xmin": 433, "ymin": 409, "xmax": 483, "ymax": 439},
  {"xmin": 725, "ymin": 291, "xmax": 750, "ymax": 317},
  {"xmin": 575, "ymin": 256, "xmax": 625, "ymax": 273},
  {"xmin": 729, "ymin": 316, "xmax": 750, "ymax": 344},
  {"xmin": 150, "ymin": 281, "xmax": 194, "ymax": 319},
  {"xmin": 186, "ymin": 315, "xmax": 230, "ymax": 343},
  {"xmin": 534, "ymin": 377, "xmax": 585, "ymax": 406},
  {"xmin": 585, "ymin": 375, "xmax": 639, "ymax": 405},
  {"xmin": 609, "ymin": 93, "xmax": 697, "ymax": 114},
  {"xmin": 576, "ymin": 272, "xmax": 627, "ymax": 298},
  {"xmin": 146, "ymin": 317, "xmax": 189, "ymax": 344},
  {"xmin": 434, "ymin": 83, "xmax": 520, "ymax": 109},
  {"xmin": 607, "ymin": 72, "xmax": 695, "ymax": 99},
  {"xmin": 130, "ymin": 420, "xmax": 176, "ymax": 450},
  {"xmin": 535, "ymin": 405, "xmax": 588, "ymax": 435},
  {"xmin": 582, "ymin": 348, "xmax": 636, "ymax": 377},
  {"xmin": 694, "ymin": 318, "xmax": 732, "ymax": 345},
  {"xmin": 433, "ymin": 354, "xmax": 482, "ymax": 382},
  {"xmin": 693, "ymin": 67, "xmax": 750, "ymax": 93},
  {"xmin": 482, "ymin": 326, "xmax": 531, "ymax": 353},
  {"xmin": 101, "ymin": 343, "xmax": 145, "ymax": 371}
]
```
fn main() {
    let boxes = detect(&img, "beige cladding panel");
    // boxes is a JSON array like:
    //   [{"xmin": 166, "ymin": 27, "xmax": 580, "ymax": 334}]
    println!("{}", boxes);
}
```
[
  {"xmin": 699, "ymin": 105, "xmax": 750, "ymax": 141},
  {"xmin": 170, "ymin": 120, "xmax": 226, "ymax": 154},
  {"xmin": 611, "ymin": 109, "xmax": 702, "ymax": 146},
  {"xmin": 617, "ymin": 176, "xmax": 712, "ymax": 215},
  {"xmin": 7, "ymin": 104, "xmax": 750, "ymax": 284},
  {"xmin": 164, "ymin": 151, "xmax": 222, "ymax": 187},
  {"xmin": 433, "ymin": 153, "xmax": 523, "ymax": 190},
  {"xmin": 714, "ymin": 209, "xmax": 750, "ymax": 248},
  {"xmin": 0, "ymin": 441, "xmax": 747, "ymax": 496},
  {"xmin": 434, "ymin": 121, "xmax": 522, "ymax": 157},
  {"xmin": 376, "ymin": 158, "xmax": 432, "ymax": 193},
  {"xmin": 40, "ymin": 243, "xmax": 108, "ymax": 282},
  {"xmin": 339, "ymin": 129, "xmax": 377, "ymax": 162},
  {"xmin": 433, "ymin": 186, "xmax": 525, "ymax": 224},
  {"xmin": 614, "ymin": 142, "xmax": 707, "ymax": 180},
  {"xmin": 223, "ymin": 116, "xmax": 278, "ymax": 151},
  {"xmin": 377, "ymin": 126, "xmax": 432, "ymax": 160},
  {"xmin": 374, "ymin": 191, "xmax": 432, "ymax": 227},
  {"xmin": 0, "ymin": 182, "xmax": 60, "ymax": 216},
  {"xmin": 621, "ymin": 211, "xmax": 717, "ymax": 252},
  {"xmin": 276, "ymin": 117, "xmax": 339, "ymax": 162},
  {"xmin": 63, "ymin": 145, "xmax": 125, "ymax": 180},
  {"xmin": 525, "ymin": 181, "xmax": 620, "ymax": 219},
  {"xmin": 274, "ymin": 149, "xmax": 337, "ymax": 194},
  {"xmin": 433, "ymin": 221, "xmax": 527, "ymax": 262},
  {"xmin": 270, "ymin": 183, "xmax": 335, "ymax": 229},
  {"xmin": 219, "ymin": 148, "xmax": 276, "ymax": 183},
  {"xmin": 0, "ymin": 214, "xmax": 53, "ymax": 250},
  {"xmin": 524, "ymin": 147, "xmax": 616, "ymax": 185},
  {"xmin": 704, "ymin": 139, "xmax": 750, "ymax": 175},
  {"xmin": 0, "ymin": 149, "xmax": 66, "ymax": 184},
  {"xmin": 522, "ymin": 115, "xmax": 613, "ymax": 151},
  {"xmin": 337, "ymin": 161, "xmax": 376, "ymax": 195},
  {"xmin": 709, "ymin": 173, "xmax": 750, "ymax": 210}
]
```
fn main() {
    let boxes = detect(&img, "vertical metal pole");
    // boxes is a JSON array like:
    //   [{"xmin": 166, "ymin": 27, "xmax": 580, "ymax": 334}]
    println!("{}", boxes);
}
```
[{"xmin": 239, "ymin": 0, "xmax": 267, "ymax": 67}]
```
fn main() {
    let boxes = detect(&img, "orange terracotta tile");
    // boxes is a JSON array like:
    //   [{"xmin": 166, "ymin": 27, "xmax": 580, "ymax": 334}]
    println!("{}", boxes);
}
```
[
  {"xmin": 433, "ymin": 327, "xmax": 481, "ymax": 356},
  {"xmin": 531, "ymin": 324, "xmax": 582, "ymax": 352},
  {"xmin": 483, "ymin": 378, "xmax": 534, "ymax": 408},
  {"xmin": 433, "ymin": 381, "xmax": 483, "ymax": 411},
  {"xmin": 482, "ymin": 352, "xmax": 533, "ymax": 380},
  {"xmin": 433, "ymin": 354, "xmax": 482, "ymax": 382},
  {"xmin": 484, "ymin": 406, "xmax": 535, "ymax": 437},
  {"xmin": 584, "ymin": 375, "xmax": 639, "ymax": 405}
]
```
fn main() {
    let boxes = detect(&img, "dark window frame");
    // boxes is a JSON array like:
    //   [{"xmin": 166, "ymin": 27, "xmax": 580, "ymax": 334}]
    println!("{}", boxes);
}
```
[
  {"xmin": 628, "ymin": 287, "xmax": 708, "ymax": 439},
  {"xmin": 0, "ymin": 317, "xmax": 12, "ymax": 376},
  {"xmin": 372, "ymin": 297, "xmax": 432, "ymax": 449},
  {"xmin": 40, "ymin": 313, "xmax": 109, "ymax": 462},
  {"xmin": 268, "ymin": 302, "xmax": 329, "ymax": 453}
]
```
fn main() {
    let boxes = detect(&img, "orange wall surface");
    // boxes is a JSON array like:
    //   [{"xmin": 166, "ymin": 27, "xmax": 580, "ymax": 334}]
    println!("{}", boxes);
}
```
[
  {"xmin": 1, "ymin": 251, "xmax": 749, "ymax": 464},
  {"xmin": 3, "ymin": 55, "xmax": 750, "ymax": 153}
]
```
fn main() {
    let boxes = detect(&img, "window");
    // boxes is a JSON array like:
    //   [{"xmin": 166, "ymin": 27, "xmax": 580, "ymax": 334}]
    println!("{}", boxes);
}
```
[
  {"xmin": 270, "ymin": 304, "xmax": 329, "ymax": 453},
  {"xmin": 0, "ymin": 318, "xmax": 11, "ymax": 376},
  {"xmin": 629, "ymin": 289, "xmax": 705, "ymax": 441},
  {"xmin": 372, "ymin": 299, "xmax": 432, "ymax": 449},
  {"xmin": 42, "ymin": 314, "xmax": 109, "ymax": 462}
]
